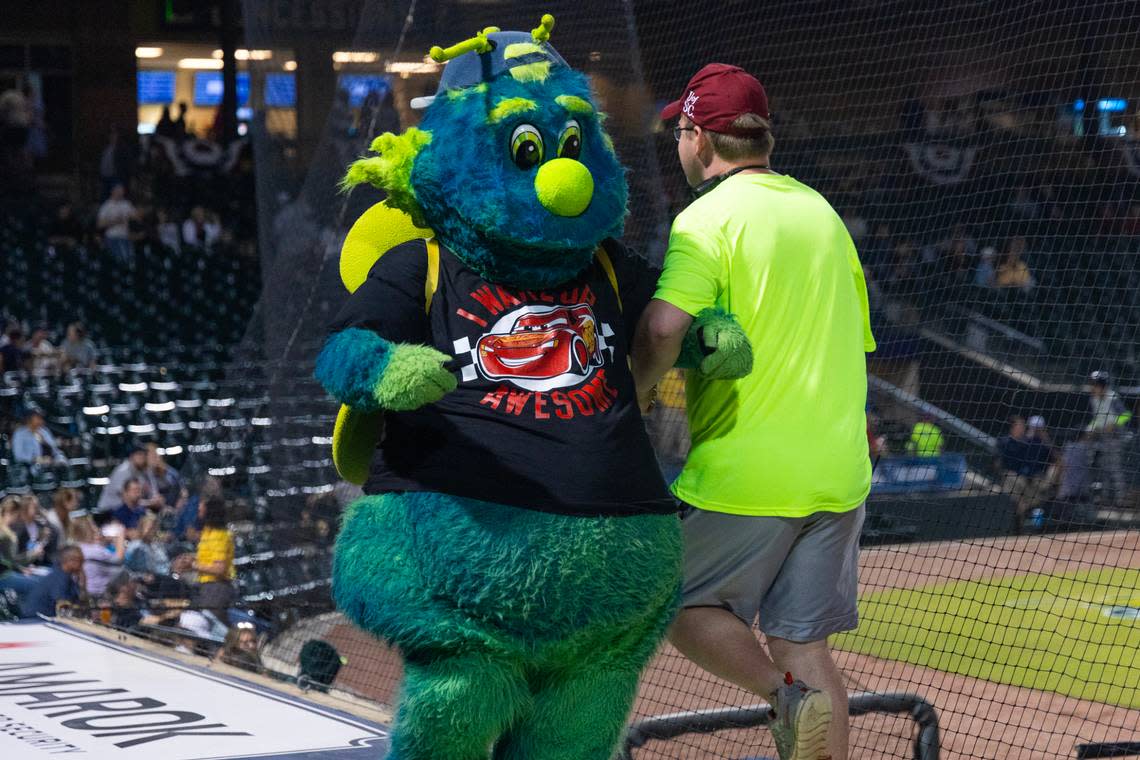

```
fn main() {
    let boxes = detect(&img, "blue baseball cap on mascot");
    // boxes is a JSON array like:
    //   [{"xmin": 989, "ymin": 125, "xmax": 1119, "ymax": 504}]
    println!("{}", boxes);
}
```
[{"xmin": 410, "ymin": 16, "xmax": 567, "ymax": 110}]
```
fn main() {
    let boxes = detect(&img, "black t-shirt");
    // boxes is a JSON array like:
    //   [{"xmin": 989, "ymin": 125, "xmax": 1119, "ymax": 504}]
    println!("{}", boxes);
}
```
[{"xmin": 328, "ymin": 238, "xmax": 674, "ymax": 517}]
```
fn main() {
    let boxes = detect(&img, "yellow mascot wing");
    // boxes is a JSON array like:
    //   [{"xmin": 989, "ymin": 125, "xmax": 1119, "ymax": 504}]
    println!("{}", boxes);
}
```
[
  {"xmin": 333, "ymin": 200, "xmax": 433, "ymax": 484},
  {"xmin": 340, "ymin": 199, "xmax": 433, "ymax": 293}
]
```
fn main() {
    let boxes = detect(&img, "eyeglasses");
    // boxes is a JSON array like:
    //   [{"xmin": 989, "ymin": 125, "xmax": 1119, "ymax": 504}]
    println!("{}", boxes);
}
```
[{"xmin": 672, "ymin": 126, "xmax": 696, "ymax": 142}]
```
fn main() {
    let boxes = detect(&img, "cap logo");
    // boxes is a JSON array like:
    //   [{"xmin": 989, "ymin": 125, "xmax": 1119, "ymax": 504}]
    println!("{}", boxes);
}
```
[{"xmin": 682, "ymin": 90, "xmax": 700, "ymax": 118}]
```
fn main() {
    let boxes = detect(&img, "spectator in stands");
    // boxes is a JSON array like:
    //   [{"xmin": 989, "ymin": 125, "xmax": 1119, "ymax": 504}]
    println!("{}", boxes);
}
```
[
  {"xmin": 1086, "ymin": 370, "xmax": 1131, "ymax": 506},
  {"xmin": 172, "ymin": 101, "xmax": 189, "ymax": 139},
  {"xmin": 906, "ymin": 415, "xmax": 944, "ymax": 457},
  {"xmin": 142, "ymin": 542, "xmax": 195, "ymax": 602},
  {"xmin": 97, "ymin": 445, "xmax": 148, "ymax": 512},
  {"xmin": 26, "ymin": 325, "xmax": 59, "ymax": 375},
  {"xmin": 97, "ymin": 182, "xmax": 141, "ymax": 265},
  {"xmin": 44, "ymin": 488, "xmax": 78, "ymax": 540},
  {"xmin": 998, "ymin": 415, "xmax": 1029, "ymax": 471},
  {"xmin": 106, "ymin": 573, "xmax": 143, "ymax": 631},
  {"xmin": 175, "ymin": 475, "xmax": 220, "ymax": 542},
  {"xmin": 98, "ymin": 127, "xmax": 133, "ymax": 199},
  {"xmin": 69, "ymin": 513, "xmax": 125, "ymax": 599},
  {"xmin": 974, "ymin": 246, "xmax": 997, "ymax": 288},
  {"xmin": 1000, "ymin": 415, "xmax": 1055, "ymax": 524},
  {"xmin": 20, "ymin": 545, "xmax": 84, "ymax": 619},
  {"xmin": 125, "ymin": 513, "xmax": 170, "ymax": 579},
  {"xmin": 155, "ymin": 208, "xmax": 181, "ymax": 253},
  {"xmin": 0, "ymin": 496, "xmax": 38, "ymax": 598},
  {"xmin": 0, "ymin": 82, "xmax": 31, "ymax": 178},
  {"xmin": 194, "ymin": 497, "xmax": 235, "ymax": 624},
  {"xmin": 182, "ymin": 205, "xmax": 221, "ymax": 250},
  {"xmin": 11, "ymin": 407, "xmax": 67, "ymax": 469},
  {"xmin": 60, "ymin": 322, "xmax": 97, "ymax": 371},
  {"xmin": 144, "ymin": 442, "xmax": 181, "ymax": 510},
  {"xmin": 217, "ymin": 622, "xmax": 262, "ymax": 672},
  {"xmin": 16, "ymin": 494, "xmax": 57, "ymax": 567},
  {"xmin": 112, "ymin": 478, "xmax": 148, "ymax": 535},
  {"xmin": 0, "ymin": 327, "xmax": 29, "ymax": 373},
  {"xmin": 155, "ymin": 105, "xmax": 177, "ymax": 139},
  {"xmin": 995, "ymin": 237, "xmax": 1035, "ymax": 292},
  {"xmin": 1057, "ymin": 432, "xmax": 1093, "ymax": 502},
  {"xmin": 47, "ymin": 203, "xmax": 83, "ymax": 249}
]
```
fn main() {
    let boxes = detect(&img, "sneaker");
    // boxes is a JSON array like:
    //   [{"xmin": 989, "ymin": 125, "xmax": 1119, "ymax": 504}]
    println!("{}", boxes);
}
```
[{"xmin": 768, "ymin": 672, "xmax": 833, "ymax": 760}]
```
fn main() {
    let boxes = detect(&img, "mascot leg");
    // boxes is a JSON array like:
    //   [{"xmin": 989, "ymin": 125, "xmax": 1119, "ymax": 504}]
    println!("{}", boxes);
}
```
[
  {"xmin": 492, "ymin": 593, "xmax": 678, "ymax": 760},
  {"xmin": 389, "ymin": 652, "xmax": 531, "ymax": 760}
]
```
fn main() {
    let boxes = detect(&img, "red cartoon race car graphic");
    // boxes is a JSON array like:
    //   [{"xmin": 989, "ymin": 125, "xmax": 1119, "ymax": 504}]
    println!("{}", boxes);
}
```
[{"xmin": 476, "ymin": 304, "xmax": 605, "ymax": 386}]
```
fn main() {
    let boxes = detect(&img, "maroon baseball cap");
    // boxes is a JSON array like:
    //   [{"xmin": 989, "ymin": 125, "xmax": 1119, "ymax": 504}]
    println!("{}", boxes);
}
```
[{"xmin": 660, "ymin": 63, "xmax": 770, "ymax": 136}]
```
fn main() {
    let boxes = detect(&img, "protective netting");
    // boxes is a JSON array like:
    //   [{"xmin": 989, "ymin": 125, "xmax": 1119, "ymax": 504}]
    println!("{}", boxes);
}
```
[{"xmin": 5, "ymin": 1, "xmax": 1134, "ymax": 758}]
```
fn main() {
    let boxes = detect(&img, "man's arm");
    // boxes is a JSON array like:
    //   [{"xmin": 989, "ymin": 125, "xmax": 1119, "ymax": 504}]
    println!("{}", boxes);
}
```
[{"xmin": 632, "ymin": 299, "xmax": 694, "ymax": 412}]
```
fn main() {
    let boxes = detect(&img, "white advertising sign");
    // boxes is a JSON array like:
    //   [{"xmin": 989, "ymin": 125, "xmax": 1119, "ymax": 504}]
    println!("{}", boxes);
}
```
[{"xmin": 0, "ymin": 623, "xmax": 387, "ymax": 759}]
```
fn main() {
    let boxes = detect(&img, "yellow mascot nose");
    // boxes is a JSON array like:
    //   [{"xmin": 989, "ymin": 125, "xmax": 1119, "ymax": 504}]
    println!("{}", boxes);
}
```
[{"xmin": 534, "ymin": 158, "xmax": 594, "ymax": 217}]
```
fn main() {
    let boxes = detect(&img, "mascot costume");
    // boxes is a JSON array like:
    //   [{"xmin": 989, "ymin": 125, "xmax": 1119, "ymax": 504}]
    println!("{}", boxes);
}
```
[{"xmin": 315, "ymin": 16, "xmax": 751, "ymax": 760}]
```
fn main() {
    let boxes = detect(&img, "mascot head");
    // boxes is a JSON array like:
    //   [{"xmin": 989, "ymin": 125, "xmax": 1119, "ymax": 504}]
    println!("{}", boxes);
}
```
[{"xmin": 342, "ymin": 15, "xmax": 628, "ymax": 290}]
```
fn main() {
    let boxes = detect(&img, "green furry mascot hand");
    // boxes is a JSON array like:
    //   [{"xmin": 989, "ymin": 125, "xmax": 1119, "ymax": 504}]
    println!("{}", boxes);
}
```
[
  {"xmin": 678, "ymin": 307, "xmax": 754, "ymax": 379},
  {"xmin": 315, "ymin": 328, "xmax": 456, "ymax": 412}
]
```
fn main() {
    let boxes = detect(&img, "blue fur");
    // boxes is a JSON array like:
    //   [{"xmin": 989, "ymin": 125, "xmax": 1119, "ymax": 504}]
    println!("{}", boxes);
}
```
[
  {"xmin": 412, "ymin": 69, "xmax": 628, "ymax": 289},
  {"xmin": 314, "ymin": 328, "xmax": 393, "ymax": 411}
]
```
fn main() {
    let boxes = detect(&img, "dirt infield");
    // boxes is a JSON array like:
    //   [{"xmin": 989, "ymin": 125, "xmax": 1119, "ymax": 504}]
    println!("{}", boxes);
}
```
[{"xmin": 321, "ymin": 531, "xmax": 1140, "ymax": 759}]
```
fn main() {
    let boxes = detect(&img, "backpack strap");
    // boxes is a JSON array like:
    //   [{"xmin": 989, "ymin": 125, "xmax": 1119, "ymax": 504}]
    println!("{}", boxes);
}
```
[
  {"xmin": 424, "ymin": 238, "xmax": 440, "ymax": 313},
  {"xmin": 594, "ymin": 244, "xmax": 622, "ymax": 312}
]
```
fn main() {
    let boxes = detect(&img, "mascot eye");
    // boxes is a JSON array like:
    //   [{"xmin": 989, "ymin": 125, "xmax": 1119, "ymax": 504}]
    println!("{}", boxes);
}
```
[
  {"xmin": 558, "ymin": 120, "xmax": 582, "ymax": 159},
  {"xmin": 510, "ymin": 124, "xmax": 544, "ymax": 170}
]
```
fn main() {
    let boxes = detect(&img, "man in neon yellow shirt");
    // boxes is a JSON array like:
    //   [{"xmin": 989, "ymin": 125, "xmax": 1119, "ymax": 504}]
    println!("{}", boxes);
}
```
[{"xmin": 633, "ymin": 63, "xmax": 875, "ymax": 760}]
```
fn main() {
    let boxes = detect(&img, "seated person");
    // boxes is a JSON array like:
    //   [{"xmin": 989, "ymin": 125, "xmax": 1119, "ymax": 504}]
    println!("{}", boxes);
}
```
[
  {"xmin": 998, "ymin": 416, "xmax": 1053, "ymax": 520},
  {"xmin": 112, "ymin": 479, "xmax": 148, "ymax": 536},
  {"xmin": 21, "ymin": 545, "xmax": 84, "ymax": 619},
  {"xmin": 11, "ymin": 408, "xmax": 67, "ymax": 470},
  {"xmin": 69, "ymin": 513, "xmax": 125, "ymax": 600}
]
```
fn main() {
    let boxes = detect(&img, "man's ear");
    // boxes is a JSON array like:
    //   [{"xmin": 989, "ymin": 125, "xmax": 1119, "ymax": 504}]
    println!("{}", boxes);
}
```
[{"xmin": 693, "ymin": 126, "xmax": 713, "ymax": 165}]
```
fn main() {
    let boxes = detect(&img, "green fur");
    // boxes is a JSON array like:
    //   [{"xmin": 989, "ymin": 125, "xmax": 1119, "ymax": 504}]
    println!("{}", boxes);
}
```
[
  {"xmin": 678, "ymin": 307, "xmax": 754, "ymax": 379},
  {"xmin": 373, "ymin": 344, "xmax": 457, "ymax": 411},
  {"xmin": 554, "ymin": 95, "xmax": 593, "ymax": 114},
  {"xmin": 342, "ymin": 129, "xmax": 433, "ymax": 227},
  {"xmin": 488, "ymin": 97, "xmax": 538, "ymax": 123},
  {"xmin": 447, "ymin": 83, "xmax": 488, "ymax": 101},
  {"xmin": 333, "ymin": 492, "xmax": 681, "ymax": 759}
]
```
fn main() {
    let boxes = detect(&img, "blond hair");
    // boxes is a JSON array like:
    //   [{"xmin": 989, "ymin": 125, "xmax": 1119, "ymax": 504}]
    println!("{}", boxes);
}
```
[{"xmin": 706, "ymin": 113, "xmax": 774, "ymax": 162}]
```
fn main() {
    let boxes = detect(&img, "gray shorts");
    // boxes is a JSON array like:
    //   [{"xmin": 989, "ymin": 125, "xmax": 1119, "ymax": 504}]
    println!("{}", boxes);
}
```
[{"xmin": 680, "ymin": 503, "xmax": 865, "ymax": 643}]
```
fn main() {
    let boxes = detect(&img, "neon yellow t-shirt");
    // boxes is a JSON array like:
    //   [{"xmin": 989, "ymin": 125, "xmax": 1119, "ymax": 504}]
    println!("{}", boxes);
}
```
[{"xmin": 654, "ymin": 172, "xmax": 876, "ymax": 517}]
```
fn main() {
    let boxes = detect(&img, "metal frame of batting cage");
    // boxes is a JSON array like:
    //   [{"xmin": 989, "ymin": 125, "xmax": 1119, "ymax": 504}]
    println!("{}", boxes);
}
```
[
  {"xmin": 1077, "ymin": 743, "xmax": 1140, "ymax": 758},
  {"xmin": 619, "ymin": 692, "xmax": 941, "ymax": 760}
]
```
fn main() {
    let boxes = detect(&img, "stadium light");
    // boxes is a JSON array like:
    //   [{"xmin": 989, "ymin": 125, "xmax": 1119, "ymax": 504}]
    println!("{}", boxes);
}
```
[
  {"xmin": 135, "ymin": 47, "xmax": 164, "ymax": 59},
  {"xmin": 332, "ymin": 51, "xmax": 379, "ymax": 63},
  {"xmin": 385, "ymin": 60, "xmax": 442, "ymax": 74},
  {"xmin": 178, "ymin": 58, "xmax": 224, "ymax": 70},
  {"xmin": 212, "ymin": 48, "xmax": 273, "ymax": 61}
]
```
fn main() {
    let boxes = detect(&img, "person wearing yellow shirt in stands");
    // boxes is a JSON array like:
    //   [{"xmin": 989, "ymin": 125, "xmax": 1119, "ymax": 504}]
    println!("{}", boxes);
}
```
[
  {"xmin": 906, "ymin": 416, "xmax": 945, "ymax": 458},
  {"xmin": 194, "ymin": 497, "xmax": 234, "ymax": 625}
]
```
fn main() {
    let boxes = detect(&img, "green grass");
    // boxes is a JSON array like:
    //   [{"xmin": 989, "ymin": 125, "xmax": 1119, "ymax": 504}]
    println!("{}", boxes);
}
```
[{"xmin": 833, "ymin": 567, "xmax": 1140, "ymax": 708}]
